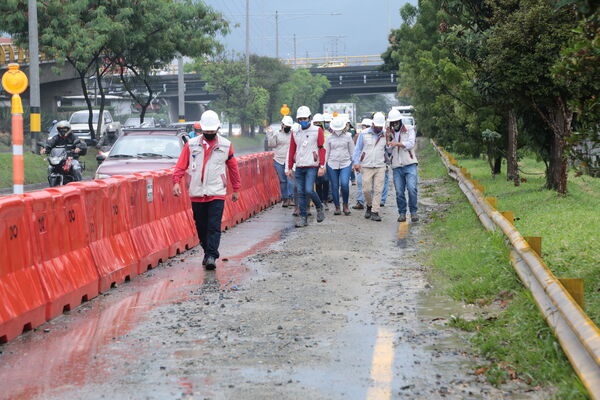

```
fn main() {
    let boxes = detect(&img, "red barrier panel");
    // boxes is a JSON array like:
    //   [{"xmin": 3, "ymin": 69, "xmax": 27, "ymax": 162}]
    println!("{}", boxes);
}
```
[
  {"xmin": 0, "ymin": 196, "xmax": 47, "ymax": 343},
  {"xmin": 152, "ymin": 170, "xmax": 198, "ymax": 257},
  {"xmin": 74, "ymin": 178, "xmax": 139, "ymax": 292},
  {"xmin": 130, "ymin": 172, "xmax": 170, "ymax": 273},
  {"xmin": 25, "ymin": 187, "xmax": 99, "ymax": 320}
]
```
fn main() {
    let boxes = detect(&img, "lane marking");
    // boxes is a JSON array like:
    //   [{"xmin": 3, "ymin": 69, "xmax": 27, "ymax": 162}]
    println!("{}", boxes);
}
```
[
  {"xmin": 397, "ymin": 221, "xmax": 409, "ymax": 239},
  {"xmin": 366, "ymin": 327, "xmax": 395, "ymax": 400}
]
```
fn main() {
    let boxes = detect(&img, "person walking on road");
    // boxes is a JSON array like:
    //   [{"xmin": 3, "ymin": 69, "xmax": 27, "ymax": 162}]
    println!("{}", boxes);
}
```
[
  {"xmin": 311, "ymin": 113, "xmax": 330, "ymax": 209},
  {"xmin": 172, "ymin": 110, "xmax": 241, "ymax": 270},
  {"xmin": 352, "ymin": 118, "xmax": 372, "ymax": 210},
  {"xmin": 352, "ymin": 112, "xmax": 387, "ymax": 222},
  {"xmin": 286, "ymin": 105, "xmax": 326, "ymax": 227},
  {"xmin": 326, "ymin": 116, "xmax": 355, "ymax": 216},
  {"xmin": 387, "ymin": 108, "xmax": 419, "ymax": 222},
  {"xmin": 267, "ymin": 116, "xmax": 295, "ymax": 208}
]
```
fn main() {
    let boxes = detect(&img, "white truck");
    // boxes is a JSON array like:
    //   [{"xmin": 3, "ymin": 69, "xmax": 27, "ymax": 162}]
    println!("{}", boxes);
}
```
[
  {"xmin": 69, "ymin": 110, "xmax": 120, "ymax": 143},
  {"xmin": 323, "ymin": 103, "xmax": 357, "ymax": 126}
]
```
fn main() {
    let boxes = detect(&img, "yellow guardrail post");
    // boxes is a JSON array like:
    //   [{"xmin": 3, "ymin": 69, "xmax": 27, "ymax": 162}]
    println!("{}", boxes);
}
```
[
  {"xmin": 558, "ymin": 278, "xmax": 585, "ymax": 310},
  {"xmin": 485, "ymin": 197, "xmax": 497, "ymax": 208},
  {"xmin": 524, "ymin": 236, "xmax": 542, "ymax": 256}
]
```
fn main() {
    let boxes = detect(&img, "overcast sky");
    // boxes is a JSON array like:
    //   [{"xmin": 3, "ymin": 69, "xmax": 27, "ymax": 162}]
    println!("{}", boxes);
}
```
[{"xmin": 201, "ymin": 0, "xmax": 414, "ymax": 60}]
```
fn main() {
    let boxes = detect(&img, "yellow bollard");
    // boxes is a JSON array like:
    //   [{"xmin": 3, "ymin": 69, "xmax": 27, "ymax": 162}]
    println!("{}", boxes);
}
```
[
  {"xmin": 524, "ymin": 236, "xmax": 542, "ymax": 256},
  {"xmin": 1, "ymin": 63, "xmax": 28, "ymax": 195},
  {"xmin": 558, "ymin": 278, "xmax": 585, "ymax": 310}
]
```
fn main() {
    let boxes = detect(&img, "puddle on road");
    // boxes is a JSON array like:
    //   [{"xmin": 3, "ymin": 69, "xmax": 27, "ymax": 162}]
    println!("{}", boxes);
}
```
[{"xmin": 0, "ymin": 207, "xmax": 293, "ymax": 400}]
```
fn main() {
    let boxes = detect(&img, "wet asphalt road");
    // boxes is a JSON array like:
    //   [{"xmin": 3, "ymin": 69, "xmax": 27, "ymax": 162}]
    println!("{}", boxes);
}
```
[{"xmin": 0, "ymin": 144, "xmax": 547, "ymax": 399}]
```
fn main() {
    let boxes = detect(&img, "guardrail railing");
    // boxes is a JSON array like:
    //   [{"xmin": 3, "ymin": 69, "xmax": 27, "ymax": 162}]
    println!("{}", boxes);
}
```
[{"xmin": 431, "ymin": 139, "xmax": 600, "ymax": 399}]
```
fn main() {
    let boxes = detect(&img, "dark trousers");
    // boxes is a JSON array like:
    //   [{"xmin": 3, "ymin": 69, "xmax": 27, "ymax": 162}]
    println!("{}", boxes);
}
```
[
  {"xmin": 315, "ymin": 174, "xmax": 329, "ymax": 204},
  {"xmin": 191, "ymin": 200, "xmax": 225, "ymax": 259}
]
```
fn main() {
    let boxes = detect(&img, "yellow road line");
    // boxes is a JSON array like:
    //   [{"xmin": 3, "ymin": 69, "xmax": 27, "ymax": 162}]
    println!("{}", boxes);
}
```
[
  {"xmin": 366, "ymin": 327, "xmax": 395, "ymax": 400},
  {"xmin": 397, "ymin": 221, "xmax": 409, "ymax": 239}
]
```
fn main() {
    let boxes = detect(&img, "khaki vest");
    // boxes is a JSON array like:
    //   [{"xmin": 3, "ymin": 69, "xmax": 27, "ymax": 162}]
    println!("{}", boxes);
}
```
[
  {"xmin": 359, "ymin": 131, "xmax": 387, "ymax": 168},
  {"xmin": 292, "ymin": 123, "xmax": 321, "ymax": 167},
  {"xmin": 187, "ymin": 135, "xmax": 231, "ymax": 197},
  {"xmin": 390, "ymin": 129, "xmax": 418, "ymax": 168}
]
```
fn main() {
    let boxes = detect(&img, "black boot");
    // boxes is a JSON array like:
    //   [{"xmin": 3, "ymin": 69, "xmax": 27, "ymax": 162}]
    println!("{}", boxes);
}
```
[
  {"xmin": 316, "ymin": 207, "xmax": 325, "ymax": 223},
  {"xmin": 205, "ymin": 256, "xmax": 216, "ymax": 270},
  {"xmin": 295, "ymin": 216, "xmax": 308, "ymax": 227},
  {"xmin": 364, "ymin": 206, "xmax": 372, "ymax": 219},
  {"xmin": 370, "ymin": 212, "xmax": 382, "ymax": 222}
]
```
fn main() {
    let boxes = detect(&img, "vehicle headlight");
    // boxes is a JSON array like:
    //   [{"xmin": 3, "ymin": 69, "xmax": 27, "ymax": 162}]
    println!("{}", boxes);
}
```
[
  {"xmin": 95, "ymin": 173, "xmax": 110, "ymax": 179},
  {"xmin": 49, "ymin": 156, "xmax": 62, "ymax": 165}
]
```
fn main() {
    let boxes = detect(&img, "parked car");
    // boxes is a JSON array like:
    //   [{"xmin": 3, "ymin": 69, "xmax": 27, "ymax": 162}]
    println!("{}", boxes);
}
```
[
  {"xmin": 69, "ymin": 110, "xmax": 121, "ymax": 144},
  {"xmin": 94, "ymin": 128, "xmax": 188, "ymax": 179},
  {"xmin": 124, "ymin": 117, "xmax": 157, "ymax": 129}
]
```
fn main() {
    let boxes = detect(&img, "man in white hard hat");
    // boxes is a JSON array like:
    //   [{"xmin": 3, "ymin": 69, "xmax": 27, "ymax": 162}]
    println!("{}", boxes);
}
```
[
  {"xmin": 352, "ymin": 112, "xmax": 387, "ymax": 221},
  {"xmin": 267, "ymin": 115, "xmax": 295, "ymax": 208},
  {"xmin": 172, "ymin": 110, "xmax": 241, "ymax": 270},
  {"xmin": 286, "ymin": 105, "xmax": 326, "ymax": 227},
  {"xmin": 387, "ymin": 108, "xmax": 419, "ymax": 222}
]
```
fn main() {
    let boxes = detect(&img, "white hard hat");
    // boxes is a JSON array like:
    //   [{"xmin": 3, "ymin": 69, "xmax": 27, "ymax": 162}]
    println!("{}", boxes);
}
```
[
  {"xmin": 372, "ymin": 112, "xmax": 386, "ymax": 127},
  {"xmin": 388, "ymin": 108, "xmax": 402, "ymax": 122},
  {"xmin": 200, "ymin": 110, "xmax": 220, "ymax": 131},
  {"xmin": 360, "ymin": 118, "xmax": 373, "ymax": 126},
  {"xmin": 323, "ymin": 112, "xmax": 333, "ymax": 122},
  {"xmin": 330, "ymin": 116, "xmax": 346, "ymax": 132},
  {"xmin": 296, "ymin": 106, "xmax": 311, "ymax": 119},
  {"xmin": 281, "ymin": 116, "xmax": 294, "ymax": 127},
  {"xmin": 312, "ymin": 113, "xmax": 324, "ymax": 123}
]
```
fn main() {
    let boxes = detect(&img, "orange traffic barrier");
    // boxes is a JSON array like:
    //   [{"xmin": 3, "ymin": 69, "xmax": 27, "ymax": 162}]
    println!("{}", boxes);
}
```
[
  {"xmin": 130, "ymin": 172, "xmax": 170, "ymax": 273},
  {"xmin": 25, "ymin": 186, "xmax": 99, "ymax": 320},
  {"xmin": 0, "ymin": 195, "xmax": 47, "ymax": 343},
  {"xmin": 73, "ymin": 178, "xmax": 139, "ymax": 292},
  {"xmin": 152, "ymin": 170, "xmax": 198, "ymax": 257}
]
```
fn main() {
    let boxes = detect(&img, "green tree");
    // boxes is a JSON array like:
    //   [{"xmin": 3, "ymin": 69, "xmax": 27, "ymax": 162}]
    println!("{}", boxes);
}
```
[
  {"xmin": 275, "ymin": 69, "xmax": 330, "ymax": 119},
  {"xmin": 250, "ymin": 55, "xmax": 291, "ymax": 124}
]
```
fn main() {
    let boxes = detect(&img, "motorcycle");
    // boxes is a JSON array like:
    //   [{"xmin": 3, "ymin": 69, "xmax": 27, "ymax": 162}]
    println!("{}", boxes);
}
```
[{"xmin": 46, "ymin": 144, "xmax": 85, "ymax": 187}]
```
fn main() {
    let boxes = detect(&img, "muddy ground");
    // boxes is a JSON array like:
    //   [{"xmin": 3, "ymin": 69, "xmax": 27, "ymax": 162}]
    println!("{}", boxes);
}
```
[{"xmin": 0, "ymin": 143, "xmax": 549, "ymax": 400}]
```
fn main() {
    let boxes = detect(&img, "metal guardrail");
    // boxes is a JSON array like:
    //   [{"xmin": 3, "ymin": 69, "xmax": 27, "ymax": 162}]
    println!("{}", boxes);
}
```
[
  {"xmin": 432, "ymin": 140, "xmax": 600, "ymax": 399},
  {"xmin": 0, "ymin": 44, "xmax": 48, "ymax": 68},
  {"xmin": 281, "ymin": 55, "xmax": 382, "ymax": 68}
]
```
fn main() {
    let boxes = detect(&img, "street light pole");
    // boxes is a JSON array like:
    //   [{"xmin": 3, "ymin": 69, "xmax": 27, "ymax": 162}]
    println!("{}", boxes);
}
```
[
  {"xmin": 275, "ymin": 10, "xmax": 279, "ymax": 59},
  {"xmin": 177, "ymin": 54, "xmax": 185, "ymax": 122},
  {"xmin": 28, "ymin": 0, "xmax": 41, "ymax": 153},
  {"xmin": 245, "ymin": 0, "xmax": 250, "ymax": 93}
]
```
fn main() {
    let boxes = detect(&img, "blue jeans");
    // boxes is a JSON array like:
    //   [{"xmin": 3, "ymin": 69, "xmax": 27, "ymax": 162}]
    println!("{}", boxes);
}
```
[
  {"xmin": 327, "ymin": 165, "xmax": 352, "ymax": 207},
  {"xmin": 357, "ymin": 167, "xmax": 389, "ymax": 205},
  {"xmin": 295, "ymin": 167, "xmax": 322, "ymax": 217},
  {"xmin": 274, "ymin": 161, "xmax": 294, "ymax": 199},
  {"xmin": 393, "ymin": 164, "xmax": 418, "ymax": 215}
]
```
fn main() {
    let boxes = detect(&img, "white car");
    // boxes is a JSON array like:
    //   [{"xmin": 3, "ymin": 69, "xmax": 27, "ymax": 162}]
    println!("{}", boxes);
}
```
[{"xmin": 69, "ymin": 110, "xmax": 120, "ymax": 143}]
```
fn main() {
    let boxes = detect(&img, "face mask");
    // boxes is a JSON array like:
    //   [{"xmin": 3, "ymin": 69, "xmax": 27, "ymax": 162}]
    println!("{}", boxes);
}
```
[
  {"xmin": 373, "ymin": 126, "xmax": 383, "ymax": 134},
  {"xmin": 204, "ymin": 133, "xmax": 217, "ymax": 141},
  {"xmin": 299, "ymin": 120, "xmax": 311, "ymax": 129},
  {"xmin": 283, "ymin": 126, "xmax": 291, "ymax": 133},
  {"xmin": 324, "ymin": 122, "xmax": 330, "ymax": 130},
  {"xmin": 393, "ymin": 123, "xmax": 401, "ymax": 132}
]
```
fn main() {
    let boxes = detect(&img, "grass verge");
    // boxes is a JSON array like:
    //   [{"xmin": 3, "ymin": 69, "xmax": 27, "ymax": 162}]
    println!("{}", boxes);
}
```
[
  {"xmin": 0, "ymin": 150, "xmax": 99, "ymax": 189},
  {"xmin": 419, "ymin": 140, "xmax": 597, "ymax": 399},
  {"xmin": 229, "ymin": 134, "xmax": 266, "ymax": 154}
]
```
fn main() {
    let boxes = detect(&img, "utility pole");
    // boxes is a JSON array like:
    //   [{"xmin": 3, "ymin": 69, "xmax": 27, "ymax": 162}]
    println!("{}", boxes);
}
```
[
  {"xmin": 245, "ymin": 0, "xmax": 250, "ymax": 93},
  {"xmin": 28, "ymin": 0, "xmax": 41, "ymax": 153},
  {"xmin": 177, "ymin": 54, "xmax": 185, "ymax": 122},
  {"xmin": 293, "ymin": 34, "xmax": 297, "ymax": 68},
  {"xmin": 275, "ymin": 10, "xmax": 279, "ymax": 59}
]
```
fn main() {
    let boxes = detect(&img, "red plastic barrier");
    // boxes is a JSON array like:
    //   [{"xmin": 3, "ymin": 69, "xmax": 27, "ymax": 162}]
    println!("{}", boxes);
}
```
[
  {"xmin": 73, "ymin": 178, "xmax": 139, "ymax": 292},
  {"xmin": 25, "ymin": 186, "xmax": 99, "ymax": 320},
  {"xmin": 152, "ymin": 170, "xmax": 198, "ymax": 257},
  {"xmin": 0, "ymin": 196, "xmax": 47, "ymax": 343},
  {"xmin": 130, "ymin": 172, "xmax": 170, "ymax": 273}
]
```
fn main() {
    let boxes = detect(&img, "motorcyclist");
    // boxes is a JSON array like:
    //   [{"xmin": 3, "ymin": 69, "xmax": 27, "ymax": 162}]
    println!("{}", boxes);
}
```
[
  {"xmin": 41, "ymin": 120, "xmax": 87, "ymax": 181},
  {"xmin": 96, "ymin": 124, "xmax": 119, "ymax": 152}
]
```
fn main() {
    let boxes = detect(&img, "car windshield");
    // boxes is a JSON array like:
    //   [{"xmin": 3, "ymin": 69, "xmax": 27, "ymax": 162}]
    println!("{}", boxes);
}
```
[
  {"xmin": 109, "ymin": 135, "xmax": 182, "ymax": 159},
  {"xmin": 125, "ymin": 118, "xmax": 141, "ymax": 127},
  {"xmin": 70, "ymin": 112, "xmax": 99, "ymax": 124}
]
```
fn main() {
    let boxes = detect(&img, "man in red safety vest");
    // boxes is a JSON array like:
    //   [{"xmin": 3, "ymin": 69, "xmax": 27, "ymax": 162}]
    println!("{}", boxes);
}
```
[{"xmin": 173, "ymin": 110, "xmax": 241, "ymax": 270}]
